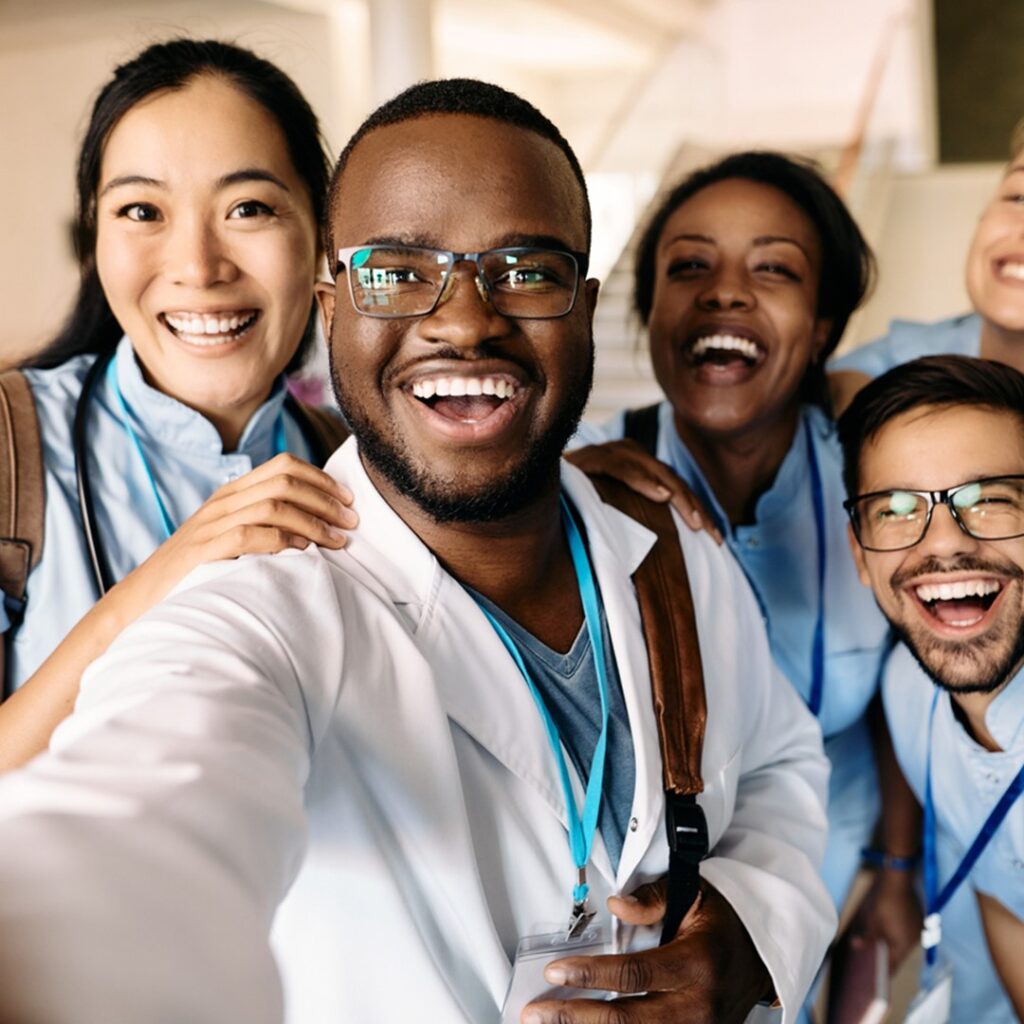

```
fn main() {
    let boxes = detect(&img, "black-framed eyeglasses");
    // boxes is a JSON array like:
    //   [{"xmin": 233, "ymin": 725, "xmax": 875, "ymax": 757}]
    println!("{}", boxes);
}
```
[
  {"xmin": 844, "ymin": 475, "xmax": 1024, "ymax": 552},
  {"xmin": 334, "ymin": 245, "xmax": 588, "ymax": 320}
]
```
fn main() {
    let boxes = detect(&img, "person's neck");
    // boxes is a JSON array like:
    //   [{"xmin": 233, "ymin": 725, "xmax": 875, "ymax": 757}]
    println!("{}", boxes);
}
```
[
  {"xmin": 949, "ymin": 661, "xmax": 1022, "ymax": 753},
  {"xmin": 979, "ymin": 319, "xmax": 1024, "ymax": 374},
  {"xmin": 951, "ymin": 690, "xmax": 1005, "ymax": 752},
  {"xmin": 674, "ymin": 405, "xmax": 802, "ymax": 527},
  {"xmin": 134, "ymin": 358, "xmax": 264, "ymax": 452},
  {"xmin": 201, "ymin": 404, "xmax": 257, "ymax": 453},
  {"xmin": 369, "ymin": 468, "xmax": 584, "ymax": 653}
]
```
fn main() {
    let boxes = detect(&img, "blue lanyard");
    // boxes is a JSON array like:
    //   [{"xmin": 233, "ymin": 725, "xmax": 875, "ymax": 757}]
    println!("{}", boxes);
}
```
[
  {"xmin": 803, "ymin": 418, "xmax": 827, "ymax": 718},
  {"xmin": 107, "ymin": 358, "xmax": 287, "ymax": 540},
  {"xmin": 474, "ymin": 496, "xmax": 610, "ymax": 911},
  {"xmin": 922, "ymin": 690, "xmax": 1024, "ymax": 965}
]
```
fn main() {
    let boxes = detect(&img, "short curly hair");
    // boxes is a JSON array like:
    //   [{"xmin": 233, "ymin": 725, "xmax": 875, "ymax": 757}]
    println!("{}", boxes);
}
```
[
  {"xmin": 838, "ymin": 355, "xmax": 1024, "ymax": 499},
  {"xmin": 324, "ymin": 78, "xmax": 590, "ymax": 257}
]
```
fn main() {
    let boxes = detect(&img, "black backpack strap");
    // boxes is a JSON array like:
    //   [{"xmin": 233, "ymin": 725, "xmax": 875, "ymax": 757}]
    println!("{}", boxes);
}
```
[
  {"xmin": 586, "ymin": 472, "xmax": 709, "ymax": 944},
  {"xmin": 0, "ymin": 370, "xmax": 45, "ymax": 700},
  {"xmin": 284, "ymin": 396, "xmax": 349, "ymax": 467},
  {"xmin": 622, "ymin": 402, "xmax": 661, "ymax": 457}
]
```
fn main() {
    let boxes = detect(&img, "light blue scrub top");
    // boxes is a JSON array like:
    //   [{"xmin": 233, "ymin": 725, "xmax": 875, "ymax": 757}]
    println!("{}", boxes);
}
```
[
  {"xmin": 4, "ymin": 336, "xmax": 319, "ymax": 691},
  {"xmin": 576, "ymin": 401, "xmax": 891, "ymax": 907},
  {"xmin": 830, "ymin": 313, "xmax": 981, "ymax": 377},
  {"xmin": 883, "ymin": 644, "xmax": 1024, "ymax": 1023}
]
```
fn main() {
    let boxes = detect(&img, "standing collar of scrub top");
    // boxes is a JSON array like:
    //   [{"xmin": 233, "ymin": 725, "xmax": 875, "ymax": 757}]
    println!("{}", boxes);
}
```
[
  {"xmin": 973, "ymin": 665, "xmax": 1024, "ymax": 753},
  {"xmin": 929, "ymin": 663, "xmax": 1024, "ymax": 757},
  {"xmin": 662, "ymin": 401, "xmax": 831, "ymax": 542},
  {"xmin": 110, "ymin": 335, "xmax": 291, "ymax": 458}
]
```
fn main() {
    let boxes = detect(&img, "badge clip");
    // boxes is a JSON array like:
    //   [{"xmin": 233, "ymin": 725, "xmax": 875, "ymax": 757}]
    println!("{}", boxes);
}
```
[{"xmin": 567, "ymin": 867, "xmax": 596, "ymax": 939}]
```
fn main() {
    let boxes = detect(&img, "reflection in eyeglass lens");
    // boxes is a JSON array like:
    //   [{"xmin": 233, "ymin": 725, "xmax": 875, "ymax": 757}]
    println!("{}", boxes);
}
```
[
  {"xmin": 856, "ymin": 476, "xmax": 1024, "ymax": 550},
  {"xmin": 345, "ymin": 246, "xmax": 579, "ymax": 318}
]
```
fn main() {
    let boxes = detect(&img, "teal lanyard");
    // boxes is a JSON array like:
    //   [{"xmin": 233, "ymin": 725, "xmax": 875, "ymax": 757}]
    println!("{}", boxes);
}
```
[
  {"xmin": 474, "ymin": 496, "xmax": 610, "ymax": 914},
  {"xmin": 107, "ymin": 358, "xmax": 287, "ymax": 540}
]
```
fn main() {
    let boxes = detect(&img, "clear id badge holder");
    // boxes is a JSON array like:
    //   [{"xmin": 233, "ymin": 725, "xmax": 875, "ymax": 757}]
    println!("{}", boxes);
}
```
[
  {"xmin": 903, "ymin": 959, "xmax": 953, "ymax": 1024},
  {"xmin": 501, "ymin": 917, "xmax": 615, "ymax": 1024}
]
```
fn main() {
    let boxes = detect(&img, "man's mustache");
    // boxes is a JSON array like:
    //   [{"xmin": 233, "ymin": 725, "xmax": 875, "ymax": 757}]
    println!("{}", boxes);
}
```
[{"xmin": 890, "ymin": 554, "xmax": 1024, "ymax": 591}]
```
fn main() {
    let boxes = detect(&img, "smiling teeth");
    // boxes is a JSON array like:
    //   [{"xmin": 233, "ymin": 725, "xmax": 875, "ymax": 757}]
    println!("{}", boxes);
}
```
[
  {"xmin": 164, "ymin": 311, "xmax": 257, "ymax": 344},
  {"xmin": 692, "ymin": 334, "xmax": 759, "ymax": 360},
  {"xmin": 1001, "ymin": 262, "xmax": 1024, "ymax": 281},
  {"xmin": 915, "ymin": 579, "xmax": 1002, "ymax": 603},
  {"xmin": 412, "ymin": 377, "xmax": 517, "ymax": 400}
]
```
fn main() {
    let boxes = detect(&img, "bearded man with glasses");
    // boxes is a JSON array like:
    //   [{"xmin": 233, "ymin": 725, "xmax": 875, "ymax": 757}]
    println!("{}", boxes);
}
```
[{"xmin": 840, "ymin": 355, "xmax": 1024, "ymax": 1023}]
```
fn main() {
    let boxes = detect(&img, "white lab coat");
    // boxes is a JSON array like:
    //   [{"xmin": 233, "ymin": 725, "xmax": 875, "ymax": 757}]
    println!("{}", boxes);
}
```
[{"xmin": 0, "ymin": 440, "xmax": 834, "ymax": 1024}]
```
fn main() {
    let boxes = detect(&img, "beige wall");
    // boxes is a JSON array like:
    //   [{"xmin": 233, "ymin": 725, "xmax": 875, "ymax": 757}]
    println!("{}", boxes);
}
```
[{"xmin": 841, "ymin": 163, "xmax": 1000, "ymax": 351}]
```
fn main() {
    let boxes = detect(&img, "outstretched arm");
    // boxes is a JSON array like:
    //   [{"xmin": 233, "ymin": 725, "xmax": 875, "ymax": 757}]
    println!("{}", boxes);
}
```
[
  {"xmin": 0, "ymin": 551, "xmax": 342, "ymax": 1023},
  {"xmin": 0, "ymin": 453, "xmax": 355, "ymax": 771}
]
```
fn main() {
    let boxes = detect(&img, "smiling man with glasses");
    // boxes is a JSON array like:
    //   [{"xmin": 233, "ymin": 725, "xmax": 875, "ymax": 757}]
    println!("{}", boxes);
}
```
[{"xmin": 839, "ymin": 355, "xmax": 1024, "ymax": 1023}]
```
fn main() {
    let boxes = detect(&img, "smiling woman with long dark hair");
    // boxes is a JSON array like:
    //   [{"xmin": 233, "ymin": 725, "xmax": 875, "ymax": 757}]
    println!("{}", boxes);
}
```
[{"xmin": 0, "ymin": 38, "xmax": 354, "ymax": 769}]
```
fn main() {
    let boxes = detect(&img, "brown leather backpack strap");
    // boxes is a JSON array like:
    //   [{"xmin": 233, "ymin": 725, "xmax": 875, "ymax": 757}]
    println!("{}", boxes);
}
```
[
  {"xmin": 588, "ymin": 473, "xmax": 706, "ymax": 793},
  {"xmin": 586, "ymin": 472, "xmax": 708, "ymax": 943},
  {"xmin": 285, "ymin": 396, "xmax": 349, "ymax": 467},
  {"xmin": 0, "ymin": 370, "xmax": 45, "ymax": 698}
]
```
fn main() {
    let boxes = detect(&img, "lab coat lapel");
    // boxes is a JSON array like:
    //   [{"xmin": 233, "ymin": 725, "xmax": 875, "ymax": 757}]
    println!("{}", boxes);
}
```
[
  {"xmin": 424, "ymin": 573, "xmax": 571, "ymax": 824},
  {"xmin": 326, "ymin": 444, "xmax": 667, "ymax": 884},
  {"xmin": 561, "ymin": 466, "xmax": 666, "ymax": 885},
  {"xmin": 325, "ymin": 441, "xmax": 568, "ymax": 822}
]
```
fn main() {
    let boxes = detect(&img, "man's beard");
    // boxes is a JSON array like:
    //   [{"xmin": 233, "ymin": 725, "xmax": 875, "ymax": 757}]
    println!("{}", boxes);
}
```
[
  {"xmin": 888, "ymin": 555, "xmax": 1024, "ymax": 695},
  {"xmin": 329, "ymin": 344, "xmax": 594, "ymax": 524}
]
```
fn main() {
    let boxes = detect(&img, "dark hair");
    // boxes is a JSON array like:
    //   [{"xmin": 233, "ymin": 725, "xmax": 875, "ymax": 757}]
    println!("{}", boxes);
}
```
[
  {"xmin": 324, "ymin": 78, "xmax": 590, "ymax": 257},
  {"xmin": 29, "ymin": 38, "xmax": 330, "ymax": 372},
  {"xmin": 838, "ymin": 355, "xmax": 1024, "ymax": 498},
  {"xmin": 633, "ymin": 150, "xmax": 875, "ymax": 409}
]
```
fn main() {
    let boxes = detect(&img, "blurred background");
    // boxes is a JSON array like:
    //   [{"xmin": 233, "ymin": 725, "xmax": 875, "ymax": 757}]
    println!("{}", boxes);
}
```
[{"xmin": 2, "ymin": 0, "xmax": 1021, "ymax": 418}]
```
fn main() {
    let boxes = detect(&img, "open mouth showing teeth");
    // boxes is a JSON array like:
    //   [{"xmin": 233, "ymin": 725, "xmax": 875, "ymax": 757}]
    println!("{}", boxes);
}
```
[
  {"xmin": 999, "ymin": 261, "xmax": 1024, "ymax": 282},
  {"xmin": 914, "ymin": 578, "xmax": 1003, "ymax": 627},
  {"xmin": 409, "ymin": 375, "xmax": 519, "ymax": 423},
  {"xmin": 162, "ymin": 311, "xmax": 259, "ymax": 346},
  {"xmin": 689, "ymin": 333, "xmax": 762, "ymax": 368}
]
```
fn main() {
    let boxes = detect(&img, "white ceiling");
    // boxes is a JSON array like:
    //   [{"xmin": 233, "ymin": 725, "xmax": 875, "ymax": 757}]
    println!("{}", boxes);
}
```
[{"xmin": 0, "ymin": 0, "xmax": 706, "ymax": 68}]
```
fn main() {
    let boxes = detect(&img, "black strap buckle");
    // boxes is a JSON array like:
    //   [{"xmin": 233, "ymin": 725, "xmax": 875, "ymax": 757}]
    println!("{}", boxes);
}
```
[
  {"xmin": 2, "ymin": 591, "xmax": 26, "ymax": 630},
  {"xmin": 665, "ymin": 792, "xmax": 709, "ymax": 860},
  {"xmin": 661, "ymin": 792, "xmax": 708, "ymax": 945}
]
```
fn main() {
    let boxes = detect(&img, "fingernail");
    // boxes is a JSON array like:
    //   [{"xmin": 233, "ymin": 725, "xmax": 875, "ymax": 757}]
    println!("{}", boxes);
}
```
[
  {"xmin": 327, "ymin": 526, "xmax": 347, "ymax": 540},
  {"xmin": 544, "ymin": 964, "xmax": 568, "ymax": 985},
  {"xmin": 522, "ymin": 1011, "xmax": 543, "ymax": 1024},
  {"xmin": 617, "ymin": 892, "xmax": 639, "ymax": 904},
  {"xmin": 654, "ymin": 485, "xmax": 671, "ymax": 498}
]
